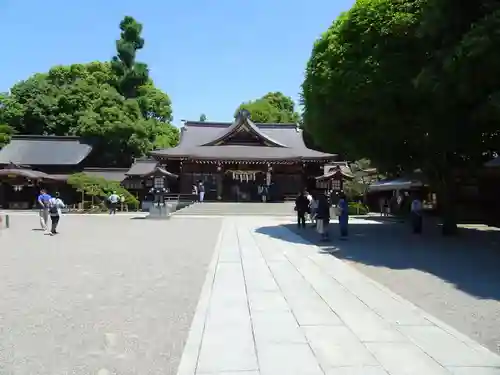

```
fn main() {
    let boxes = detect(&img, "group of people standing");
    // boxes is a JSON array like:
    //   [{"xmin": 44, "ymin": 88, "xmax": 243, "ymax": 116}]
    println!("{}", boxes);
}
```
[
  {"xmin": 192, "ymin": 180, "xmax": 205, "ymax": 202},
  {"xmin": 37, "ymin": 189, "xmax": 65, "ymax": 235},
  {"xmin": 295, "ymin": 190, "xmax": 349, "ymax": 241}
]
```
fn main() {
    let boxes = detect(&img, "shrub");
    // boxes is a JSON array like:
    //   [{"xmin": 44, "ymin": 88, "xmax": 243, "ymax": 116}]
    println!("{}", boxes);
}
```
[
  {"xmin": 67, "ymin": 173, "xmax": 139, "ymax": 210},
  {"xmin": 348, "ymin": 202, "xmax": 369, "ymax": 215}
]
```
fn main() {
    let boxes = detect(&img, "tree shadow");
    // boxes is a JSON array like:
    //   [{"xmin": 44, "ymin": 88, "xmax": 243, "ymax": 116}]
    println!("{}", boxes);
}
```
[{"xmin": 255, "ymin": 218, "xmax": 500, "ymax": 301}]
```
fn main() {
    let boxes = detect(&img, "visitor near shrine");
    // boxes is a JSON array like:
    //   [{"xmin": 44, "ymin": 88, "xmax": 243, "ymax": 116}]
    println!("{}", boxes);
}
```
[
  {"xmin": 48, "ymin": 192, "xmax": 65, "ymax": 235},
  {"xmin": 108, "ymin": 191, "xmax": 120, "ymax": 215},
  {"xmin": 309, "ymin": 193, "xmax": 318, "ymax": 226},
  {"xmin": 338, "ymin": 192, "xmax": 349, "ymax": 239},
  {"xmin": 258, "ymin": 184, "xmax": 268, "ymax": 202},
  {"xmin": 295, "ymin": 190, "xmax": 310, "ymax": 229},
  {"xmin": 198, "ymin": 180, "xmax": 205, "ymax": 202},
  {"xmin": 37, "ymin": 189, "xmax": 52, "ymax": 231},
  {"xmin": 315, "ymin": 193, "xmax": 330, "ymax": 240},
  {"xmin": 411, "ymin": 194, "xmax": 423, "ymax": 234}
]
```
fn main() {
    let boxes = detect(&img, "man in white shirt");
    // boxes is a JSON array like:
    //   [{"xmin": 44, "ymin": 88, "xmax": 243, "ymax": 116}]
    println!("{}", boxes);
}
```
[
  {"xmin": 48, "ymin": 192, "xmax": 65, "ymax": 235},
  {"xmin": 108, "ymin": 191, "xmax": 120, "ymax": 215}
]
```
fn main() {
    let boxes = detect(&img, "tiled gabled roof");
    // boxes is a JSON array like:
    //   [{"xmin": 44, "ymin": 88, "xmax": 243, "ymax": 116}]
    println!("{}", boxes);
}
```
[
  {"xmin": 151, "ymin": 116, "xmax": 336, "ymax": 162},
  {"xmin": 0, "ymin": 135, "xmax": 92, "ymax": 166},
  {"xmin": 125, "ymin": 158, "xmax": 158, "ymax": 176}
]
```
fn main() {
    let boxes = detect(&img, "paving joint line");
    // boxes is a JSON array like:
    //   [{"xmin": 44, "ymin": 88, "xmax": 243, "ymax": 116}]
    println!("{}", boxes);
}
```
[
  {"xmin": 175, "ymin": 219, "xmax": 226, "ymax": 375},
  {"xmin": 302, "ymin": 232, "xmax": 497, "ymax": 355},
  {"xmin": 237, "ymin": 224, "xmax": 261, "ymax": 374},
  {"xmin": 278, "ymin": 223, "xmax": 500, "ymax": 369},
  {"xmin": 250, "ymin": 226, "xmax": 328, "ymax": 375},
  {"xmin": 275, "ymin": 226, "xmax": 454, "ymax": 372}
]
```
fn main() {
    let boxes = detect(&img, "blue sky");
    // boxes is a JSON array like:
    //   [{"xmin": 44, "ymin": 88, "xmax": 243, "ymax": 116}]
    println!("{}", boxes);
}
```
[{"xmin": 0, "ymin": 0, "xmax": 353, "ymax": 126}]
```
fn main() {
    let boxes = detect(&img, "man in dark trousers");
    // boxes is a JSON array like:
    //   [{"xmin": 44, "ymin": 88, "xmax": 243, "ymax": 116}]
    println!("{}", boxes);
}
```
[
  {"xmin": 410, "ymin": 194, "xmax": 423, "ymax": 233},
  {"xmin": 316, "ymin": 193, "xmax": 331, "ymax": 241},
  {"xmin": 295, "ymin": 190, "xmax": 309, "ymax": 229}
]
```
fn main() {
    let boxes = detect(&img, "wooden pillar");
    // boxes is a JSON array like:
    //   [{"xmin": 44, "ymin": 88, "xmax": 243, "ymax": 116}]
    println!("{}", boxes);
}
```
[
  {"xmin": 0, "ymin": 182, "xmax": 4, "ymax": 209},
  {"xmin": 216, "ymin": 162, "xmax": 223, "ymax": 200},
  {"xmin": 266, "ymin": 163, "xmax": 272, "ymax": 186}
]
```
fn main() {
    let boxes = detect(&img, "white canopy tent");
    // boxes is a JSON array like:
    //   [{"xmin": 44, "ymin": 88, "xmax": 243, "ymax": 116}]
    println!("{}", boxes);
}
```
[{"xmin": 368, "ymin": 178, "xmax": 423, "ymax": 192}]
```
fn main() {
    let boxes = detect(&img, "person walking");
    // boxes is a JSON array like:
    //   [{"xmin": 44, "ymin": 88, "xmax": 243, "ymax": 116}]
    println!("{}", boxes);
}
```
[
  {"xmin": 295, "ymin": 190, "xmax": 309, "ymax": 229},
  {"xmin": 258, "ymin": 184, "xmax": 269, "ymax": 202},
  {"xmin": 108, "ymin": 191, "xmax": 120, "ymax": 215},
  {"xmin": 48, "ymin": 192, "xmax": 65, "ymax": 235},
  {"xmin": 315, "ymin": 193, "xmax": 330, "ymax": 241},
  {"xmin": 410, "ymin": 194, "xmax": 423, "ymax": 233},
  {"xmin": 192, "ymin": 184, "xmax": 198, "ymax": 202},
  {"xmin": 338, "ymin": 192, "xmax": 349, "ymax": 239},
  {"xmin": 198, "ymin": 180, "xmax": 205, "ymax": 202},
  {"xmin": 37, "ymin": 188, "xmax": 52, "ymax": 231},
  {"xmin": 309, "ymin": 193, "xmax": 318, "ymax": 227}
]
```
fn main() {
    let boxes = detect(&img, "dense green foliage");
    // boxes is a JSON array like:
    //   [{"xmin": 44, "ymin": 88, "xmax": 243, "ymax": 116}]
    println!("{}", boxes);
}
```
[
  {"xmin": 1, "ymin": 16, "xmax": 178, "ymax": 166},
  {"xmin": 302, "ymin": 0, "xmax": 500, "ymax": 233},
  {"xmin": 67, "ymin": 173, "xmax": 139, "ymax": 209},
  {"xmin": 237, "ymin": 92, "xmax": 301, "ymax": 123},
  {"xmin": 0, "ymin": 92, "xmax": 14, "ymax": 148},
  {"xmin": 199, "ymin": 113, "xmax": 207, "ymax": 122},
  {"xmin": 348, "ymin": 202, "xmax": 369, "ymax": 216}
]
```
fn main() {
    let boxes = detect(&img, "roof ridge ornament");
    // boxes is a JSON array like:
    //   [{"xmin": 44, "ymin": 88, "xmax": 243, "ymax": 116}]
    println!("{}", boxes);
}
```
[{"xmin": 236, "ymin": 109, "xmax": 251, "ymax": 120}]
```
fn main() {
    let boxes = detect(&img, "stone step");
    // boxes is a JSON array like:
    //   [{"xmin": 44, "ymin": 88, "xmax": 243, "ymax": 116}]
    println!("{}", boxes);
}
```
[{"xmin": 174, "ymin": 202, "xmax": 296, "ymax": 216}]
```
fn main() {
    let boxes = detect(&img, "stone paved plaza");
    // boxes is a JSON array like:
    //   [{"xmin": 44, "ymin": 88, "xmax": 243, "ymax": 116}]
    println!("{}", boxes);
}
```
[
  {"xmin": 284, "ymin": 218, "xmax": 500, "ymax": 354},
  {"xmin": 177, "ymin": 217, "xmax": 500, "ymax": 375},
  {"xmin": 0, "ymin": 213, "xmax": 221, "ymax": 375},
  {"xmin": 1, "ymin": 213, "xmax": 499, "ymax": 374}
]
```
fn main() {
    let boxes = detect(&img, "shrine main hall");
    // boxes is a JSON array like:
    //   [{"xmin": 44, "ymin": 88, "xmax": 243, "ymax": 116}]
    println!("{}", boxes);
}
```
[{"xmin": 150, "ymin": 111, "xmax": 336, "ymax": 201}]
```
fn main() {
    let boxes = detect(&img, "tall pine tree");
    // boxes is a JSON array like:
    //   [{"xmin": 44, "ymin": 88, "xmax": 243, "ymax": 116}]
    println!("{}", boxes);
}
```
[{"xmin": 111, "ymin": 16, "xmax": 149, "ymax": 99}]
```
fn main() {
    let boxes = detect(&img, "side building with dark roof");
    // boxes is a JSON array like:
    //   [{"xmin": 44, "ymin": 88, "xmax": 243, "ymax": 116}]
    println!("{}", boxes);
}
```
[
  {"xmin": 0, "ymin": 135, "xmax": 129, "ymax": 209},
  {"xmin": 149, "ymin": 111, "xmax": 337, "ymax": 201}
]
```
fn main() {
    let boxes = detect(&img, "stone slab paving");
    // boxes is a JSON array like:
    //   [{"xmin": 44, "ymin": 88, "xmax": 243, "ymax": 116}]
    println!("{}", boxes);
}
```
[
  {"xmin": 177, "ymin": 217, "xmax": 500, "ymax": 375},
  {"xmin": 284, "ymin": 218, "xmax": 500, "ymax": 354},
  {"xmin": 0, "ymin": 214, "xmax": 222, "ymax": 375}
]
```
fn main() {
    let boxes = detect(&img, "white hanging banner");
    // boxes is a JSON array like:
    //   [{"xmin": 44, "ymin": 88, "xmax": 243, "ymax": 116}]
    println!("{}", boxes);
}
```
[{"xmin": 228, "ymin": 170, "xmax": 258, "ymax": 181}]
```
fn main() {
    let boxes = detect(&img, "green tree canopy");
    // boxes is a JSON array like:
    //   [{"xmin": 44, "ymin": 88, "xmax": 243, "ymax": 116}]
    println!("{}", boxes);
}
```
[
  {"xmin": 301, "ymin": 0, "xmax": 500, "ymax": 233},
  {"xmin": 236, "ymin": 92, "xmax": 300, "ymax": 123},
  {"xmin": 199, "ymin": 113, "xmax": 207, "ymax": 122},
  {"xmin": 0, "ymin": 92, "xmax": 14, "ymax": 148},
  {"xmin": 302, "ymin": 0, "xmax": 425, "ymax": 172},
  {"xmin": 111, "ymin": 16, "xmax": 149, "ymax": 99},
  {"xmin": 1, "ymin": 16, "xmax": 178, "ymax": 166}
]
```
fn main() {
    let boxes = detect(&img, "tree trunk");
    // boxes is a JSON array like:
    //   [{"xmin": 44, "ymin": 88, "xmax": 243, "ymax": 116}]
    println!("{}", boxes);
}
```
[{"xmin": 436, "ymin": 174, "xmax": 458, "ymax": 236}]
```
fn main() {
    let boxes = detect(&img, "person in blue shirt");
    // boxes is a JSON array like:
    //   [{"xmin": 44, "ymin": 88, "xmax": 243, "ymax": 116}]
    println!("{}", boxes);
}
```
[
  {"xmin": 338, "ymin": 192, "xmax": 349, "ymax": 239},
  {"xmin": 37, "ymin": 188, "xmax": 52, "ymax": 231}
]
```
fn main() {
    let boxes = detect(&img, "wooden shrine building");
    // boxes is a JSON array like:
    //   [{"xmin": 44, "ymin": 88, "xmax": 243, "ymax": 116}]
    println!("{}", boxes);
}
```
[
  {"xmin": 0, "ymin": 135, "xmax": 128, "ymax": 209},
  {"xmin": 150, "ymin": 111, "xmax": 337, "ymax": 201}
]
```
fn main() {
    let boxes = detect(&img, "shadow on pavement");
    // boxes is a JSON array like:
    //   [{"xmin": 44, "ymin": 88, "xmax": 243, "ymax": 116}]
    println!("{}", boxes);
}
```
[{"xmin": 255, "ymin": 218, "xmax": 500, "ymax": 301}]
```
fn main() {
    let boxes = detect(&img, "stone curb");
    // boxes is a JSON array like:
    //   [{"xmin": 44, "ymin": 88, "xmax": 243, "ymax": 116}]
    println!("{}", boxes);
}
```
[{"xmin": 175, "ymin": 219, "xmax": 226, "ymax": 375}]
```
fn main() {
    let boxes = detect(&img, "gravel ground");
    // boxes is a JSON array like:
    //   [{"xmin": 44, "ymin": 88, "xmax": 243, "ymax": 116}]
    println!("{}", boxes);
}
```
[
  {"xmin": 279, "ymin": 218, "xmax": 500, "ymax": 355},
  {"xmin": 0, "ymin": 214, "xmax": 222, "ymax": 375}
]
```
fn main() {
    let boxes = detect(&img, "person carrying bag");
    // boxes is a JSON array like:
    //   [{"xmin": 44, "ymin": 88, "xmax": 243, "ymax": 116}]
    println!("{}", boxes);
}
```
[{"xmin": 48, "ymin": 192, "xmax": 65, "ymax": 235}]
